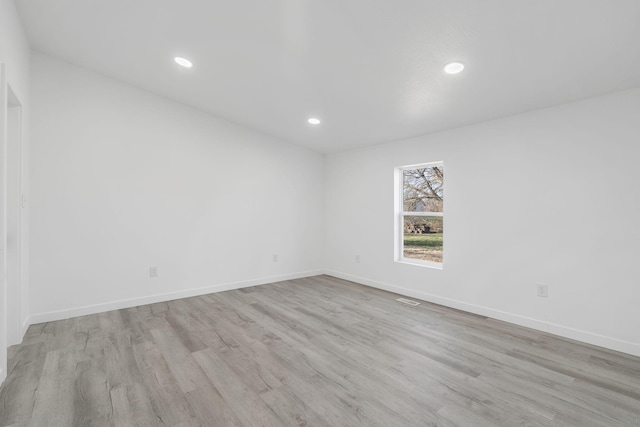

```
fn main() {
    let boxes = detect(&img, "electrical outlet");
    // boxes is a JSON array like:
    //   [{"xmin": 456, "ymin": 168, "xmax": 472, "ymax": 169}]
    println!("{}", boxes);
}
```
[
  {"xmin": 272, "ymin": 254, "xmax": 279, "ymax": 262},
  {"xmin": 355, "ymin": 255, "xmax": 361, "ymax": 263},
  {"xmin": 150, "ymin": 267, "xmax": 158, "ymax": 278},
  {"xmin": 536, "ymin": 284, "xmax": 548, "ymax": 298}
]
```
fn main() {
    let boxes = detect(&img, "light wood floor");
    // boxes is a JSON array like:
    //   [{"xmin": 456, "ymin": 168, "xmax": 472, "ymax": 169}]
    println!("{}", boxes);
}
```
[{"xmin": 1, "ymin": 275, "xmax": 640, "ymax": 426}]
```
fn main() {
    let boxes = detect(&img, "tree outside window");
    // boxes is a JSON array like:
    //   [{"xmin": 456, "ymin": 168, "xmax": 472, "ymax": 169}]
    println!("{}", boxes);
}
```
[{"xmin": 397, "ymin": 163, "xmax": 444, "ymax": 266}]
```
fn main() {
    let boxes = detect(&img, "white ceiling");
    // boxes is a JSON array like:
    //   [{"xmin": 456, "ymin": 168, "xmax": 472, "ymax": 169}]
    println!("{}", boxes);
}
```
[{"xmin": 16, "ymin": 0, "xmax": 640, "ymax": 153}]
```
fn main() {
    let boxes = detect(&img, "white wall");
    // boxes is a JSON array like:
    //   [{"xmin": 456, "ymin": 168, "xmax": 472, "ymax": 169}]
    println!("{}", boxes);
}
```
[
  {"xmin": 0, "ymin": 0, "xmax": 30, "ymax": 385},
  {"xmin": 325, "ymin": 88, "xmax": 640, "ymax": 356},
  {"xmin": 19, "ymin": 20, "xmax": 640, "ymax": 365},
  {"xmin": 29, "ymin": 53, "xmax": 324, "ymax": 322}
]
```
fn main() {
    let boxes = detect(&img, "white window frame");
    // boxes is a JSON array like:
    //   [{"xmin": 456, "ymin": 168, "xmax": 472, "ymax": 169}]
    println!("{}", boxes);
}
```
[{"xmin": 394, "ymin": 161, "xmax": 444, "ymax": 269}]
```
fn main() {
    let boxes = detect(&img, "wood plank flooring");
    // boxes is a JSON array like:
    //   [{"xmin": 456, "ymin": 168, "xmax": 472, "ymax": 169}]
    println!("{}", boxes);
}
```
[{"xmin": 1, "ymin": 275, "xmax": 640, "ymax": 426}]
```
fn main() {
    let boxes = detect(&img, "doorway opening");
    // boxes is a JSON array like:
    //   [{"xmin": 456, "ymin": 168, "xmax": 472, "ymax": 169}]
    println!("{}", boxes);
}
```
[
  {"xmin": 0, "ymin": 64, "xmax": 25, "ymax": 385},
  {"xmin": 6, "ymin": 83, "xmax": 23, "ymax": 347}
]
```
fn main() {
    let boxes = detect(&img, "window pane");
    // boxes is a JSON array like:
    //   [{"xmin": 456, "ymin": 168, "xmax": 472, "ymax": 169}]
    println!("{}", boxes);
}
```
[
  {"xmin": 403, "ymin": 166, "xmax": 443, "ymax": 212},
  {"xmin": 403, "ymin": 216, "xmax": 443, "ymax": 263}
]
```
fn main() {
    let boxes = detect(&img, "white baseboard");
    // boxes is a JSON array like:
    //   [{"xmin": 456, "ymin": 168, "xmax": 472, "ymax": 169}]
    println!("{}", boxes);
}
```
[
  {"xmin": 30, "ymin": 270, "xmax": 322, "ymax": 325},
  {"xmin": 25, "ymin": 268, "xmax": 640, "ymax": 358},
  {"xmin": 324, "ymin": 270, "xmax": 640, "ymax": 358},
  {"xmin": 21, "ymin": 317, "xmax": 30, "ymax": 338},
  {"xmin": 5, "ymin": 315, "xmax": 30, "ymax": 347}
]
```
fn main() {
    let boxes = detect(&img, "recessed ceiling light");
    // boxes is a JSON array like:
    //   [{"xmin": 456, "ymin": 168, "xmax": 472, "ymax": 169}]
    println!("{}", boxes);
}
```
[
  {"xmin": 308, "ymin": 117, "xmax": 321, "ymax": 125},
  {"xmin": 444, "ymin": 62, "xmax": 464, "ymax": 74},
  {"xmin": 174, "ymin": 57, "xmax": 193, "ymax": 68}
]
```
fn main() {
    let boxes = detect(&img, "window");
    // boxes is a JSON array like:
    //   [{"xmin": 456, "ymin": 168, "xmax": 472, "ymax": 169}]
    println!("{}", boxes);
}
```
[{"xmin": 395, "ymin": 162, "xmax": 444, "ymax": 267}]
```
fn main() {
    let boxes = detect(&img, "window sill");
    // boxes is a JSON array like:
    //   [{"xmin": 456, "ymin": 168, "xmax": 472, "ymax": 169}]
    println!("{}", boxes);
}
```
[{"xmin": 396, "ymin": 259, "xmax": 443, "ymax": 270}]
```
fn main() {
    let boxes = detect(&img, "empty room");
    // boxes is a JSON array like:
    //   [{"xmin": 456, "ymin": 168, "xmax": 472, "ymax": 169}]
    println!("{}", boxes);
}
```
[{"xmin": 1, "ymin": 0, "xmax": 640, "ymax": 425}]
